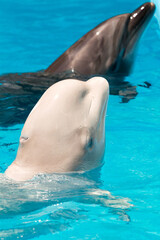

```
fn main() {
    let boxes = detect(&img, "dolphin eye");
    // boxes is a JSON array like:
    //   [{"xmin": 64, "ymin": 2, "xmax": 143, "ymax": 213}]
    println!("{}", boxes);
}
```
[
  {"xmin": 111, "ymin": 61, "xmax": 118, "ymax": 72},
  {"xmin": 110, "ymin": 49, "xmax": 125, "ymax": 73}
]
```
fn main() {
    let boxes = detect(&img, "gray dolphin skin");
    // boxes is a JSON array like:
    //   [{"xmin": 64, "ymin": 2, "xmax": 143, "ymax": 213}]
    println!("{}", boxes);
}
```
[{"xmin": 45, "ymin": 2, "xmax": 155, "ymax": 78}]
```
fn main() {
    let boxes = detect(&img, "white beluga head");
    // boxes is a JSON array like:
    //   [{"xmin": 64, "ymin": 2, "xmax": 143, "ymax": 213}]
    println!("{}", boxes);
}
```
[{"xmin": 5, "ymin": 77, "xmax": 109, "ymax": 181}]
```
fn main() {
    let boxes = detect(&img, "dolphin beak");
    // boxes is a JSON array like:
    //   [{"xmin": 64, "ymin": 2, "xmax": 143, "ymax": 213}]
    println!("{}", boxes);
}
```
[
  {"xmin": 128, "ymin": 2, "xmax": 155, "ymax": 35},
  {"xmin": 123, "ymin": 2, "xmax": 155, "ymax": 58}
]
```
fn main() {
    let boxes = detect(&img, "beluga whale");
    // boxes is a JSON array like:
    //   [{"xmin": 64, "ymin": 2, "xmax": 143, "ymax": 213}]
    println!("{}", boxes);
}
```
[{"xmin": 5, "ymin": 77, "xmax": 109, "ymax": 181}]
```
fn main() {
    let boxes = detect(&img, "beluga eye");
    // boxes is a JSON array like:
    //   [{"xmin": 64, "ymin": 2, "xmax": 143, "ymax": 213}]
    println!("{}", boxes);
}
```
[{"xmin": 87, "ymin": 137, "xmax": 94, "ymax": 150}]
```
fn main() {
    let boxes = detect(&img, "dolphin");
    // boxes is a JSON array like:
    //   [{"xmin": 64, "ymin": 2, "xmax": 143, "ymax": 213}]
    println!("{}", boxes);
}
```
[
  {"xmin": 45, "ymin": 2, "xmax": 155, "ymax": 79},
  {"xmin": 5, "ymin": 77, "xmax": 109, "ymax": 181},
  {"xmin": 0, "ymin": 2, "xmax": 155, "ymax": 126},
  {"xmin": 45, "ymin": 2, "xmax": 155, "ymax": 102}
]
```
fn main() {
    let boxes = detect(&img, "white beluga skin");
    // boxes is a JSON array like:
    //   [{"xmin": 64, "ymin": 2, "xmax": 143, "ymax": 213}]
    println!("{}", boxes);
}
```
[{"xmin": 5, "ymin": 77, "xmax": 109, "ymax": 181}]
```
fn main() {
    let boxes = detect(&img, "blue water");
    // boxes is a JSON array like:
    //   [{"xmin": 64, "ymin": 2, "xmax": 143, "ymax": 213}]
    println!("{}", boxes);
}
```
[{"xmin": 0, "ymin": 0, "xmax": 160, "ymax": 239}]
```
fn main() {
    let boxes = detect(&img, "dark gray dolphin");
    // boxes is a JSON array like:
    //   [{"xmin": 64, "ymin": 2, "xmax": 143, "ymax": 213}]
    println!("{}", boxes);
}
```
[
  {"xmin": 0, "ymin": 2, "xmax": 155, "ymax": 126},
  {"xmin": 45, "ymin": 2, "xmax": 155, "ymax": 79}
]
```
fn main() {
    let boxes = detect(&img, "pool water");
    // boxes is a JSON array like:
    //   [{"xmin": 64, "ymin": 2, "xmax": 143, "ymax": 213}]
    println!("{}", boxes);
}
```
[{"xmin": 0, "ymin": 0, "xmax": 160, "ymax": 239}]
